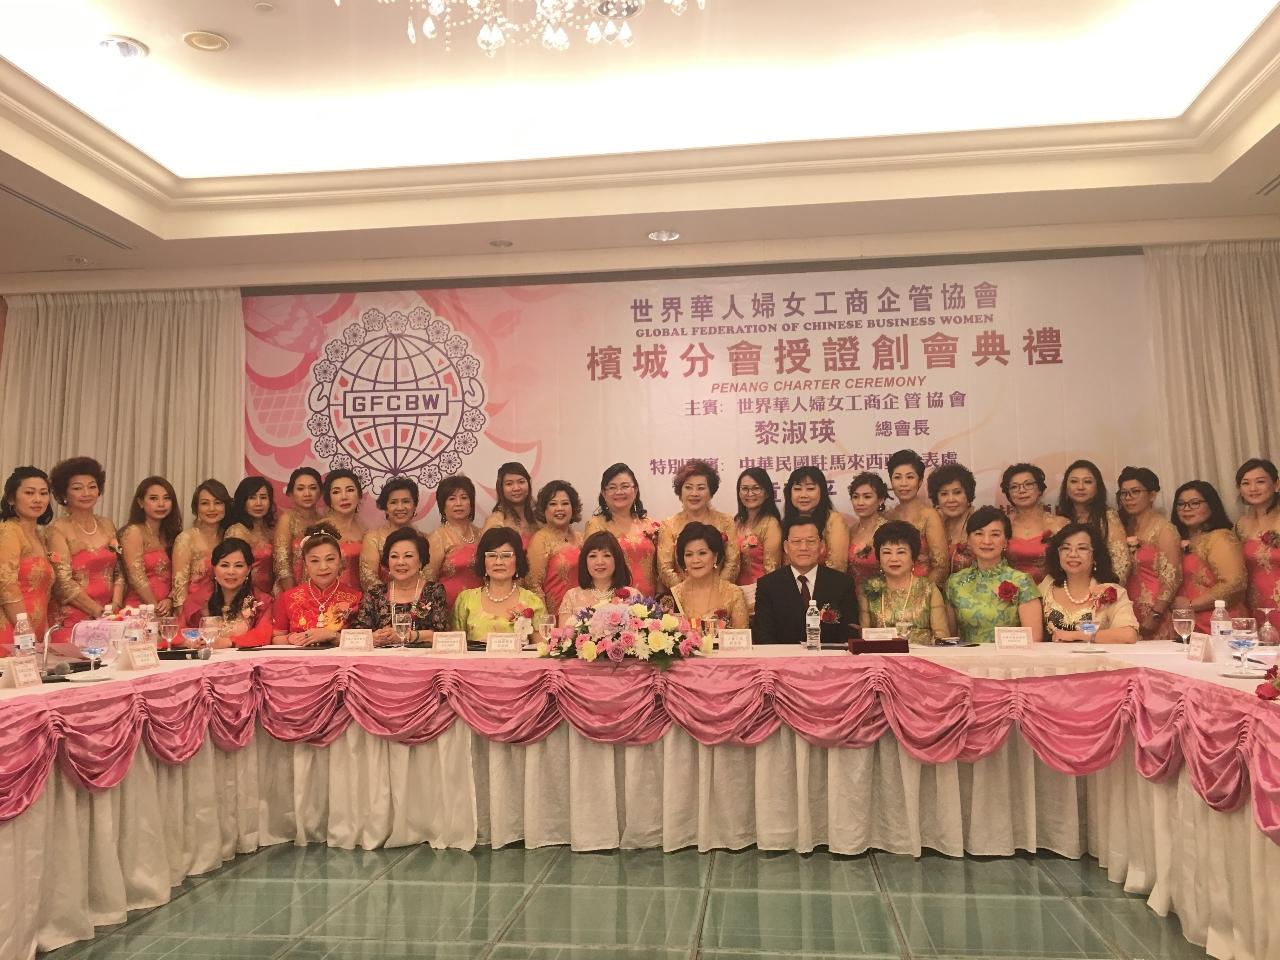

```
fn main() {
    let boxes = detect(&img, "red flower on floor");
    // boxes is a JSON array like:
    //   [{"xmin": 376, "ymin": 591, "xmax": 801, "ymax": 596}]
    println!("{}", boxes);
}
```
[{"xmin": 996, "ymin": 580, "xmax": 1019, "ymax": 604}]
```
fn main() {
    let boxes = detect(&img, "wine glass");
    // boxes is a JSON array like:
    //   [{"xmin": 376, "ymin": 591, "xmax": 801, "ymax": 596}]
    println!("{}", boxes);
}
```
[
  {"xmin": 391, "ymin": 609, "xmax": 413, "ymax": 649},
  {"xmin": 1258, "ymin": 607, "xmax": 1278, "ymax": 647},
  {"xmin": 198, "ymin": 616, "xmax": 221, "ymax": 658},
  {"xmin": 536, "ymin": 614, "xmax": 555, "ymax": 646},
  {"xmin": 1171, "ymin": 607, "xmax": 1194, "ymax": 646},
  {"xmin": 158, "ymin": 617, "xmax": 179, "ymax": 651},
  {"xmin": 1229, "ymin": 617, "xmax": 1258, "ymax": 671}
]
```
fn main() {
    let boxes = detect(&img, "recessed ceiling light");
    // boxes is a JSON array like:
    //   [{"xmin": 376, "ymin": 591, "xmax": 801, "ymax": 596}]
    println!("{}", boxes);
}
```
[
  {"xmin": 99, "ymin": 35, "xmax": 149, "ymax": 60},
  {"xmin": 183, "ymin": 31, "xmax": 231, "ymax": 52},
  {"xmin": 65, "ymin": 255, "xmax": 92, "ymax": 266},
  {"xmin": 253, "ymin": 1, "xmax": 276, "ymax": 11},
  {"xmin": 488, "ymin": 239, "xmax": 514, "ymax": 248},
  {"xmin": 648, "ymin": 229, "xmax": 680, "ymax": 243}
]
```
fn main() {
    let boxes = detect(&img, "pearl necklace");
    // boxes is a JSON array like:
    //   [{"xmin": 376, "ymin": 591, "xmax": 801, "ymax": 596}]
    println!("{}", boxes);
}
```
[
  {"xmin": 307, "ymin": 579, "xmax": 341, "ymax": 614},
  {"xmin": 1062, "ymin": 580, "xmax": 1094, "ymax": 605},
  {"xmin": 483, "ymin": 581, "xmax": 517, "ymax": 603},
  {"xmin": 71, "ymin": 514, "xmax": 99, "ymax": 537},
  {"xmin": 390, "ymin": 578, "xmax": 422, "ymax": 606},
  {"xmin": 449, "ymin": 523, "xmax": 476, "ymax": 544}
]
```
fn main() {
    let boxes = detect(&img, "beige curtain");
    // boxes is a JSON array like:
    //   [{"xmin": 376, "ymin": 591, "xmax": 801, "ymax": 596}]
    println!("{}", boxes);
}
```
[
  {"xmin": 1145, "ymin": 241, "xmax": 1280, "ymax": 498},
  {"xmin": 0, "ymin": 289, "xmax": 244, "ymax": 522}
]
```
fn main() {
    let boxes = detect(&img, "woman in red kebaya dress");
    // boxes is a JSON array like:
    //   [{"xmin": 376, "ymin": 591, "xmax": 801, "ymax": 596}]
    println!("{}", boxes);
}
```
[
  {"xmin": 272, "ymin": 523, "xmax": 362, "ymax": 646},
  {"xmin": 783, "ymin": 466, "xmax": 849, "ymax": 572},
  {"xmin": 1056, "ymin": 459, "xmax": 1131, "ymax": 584},
  {"xmin": 525, "ymin": 480, "xmax": 583, "ymax": 618},
  {"xmin": 274, "ymin": 467, "xmax": 324, "ymax": 592},
  {"xmin": 1116, "ymin": 467, "xmax": 1181, "ymax": 640},
  {"xmin": 0, "ymin": 467, "xmax": 63, "ymax": 646},
  {"xmin": 1002, "ymin": 463, "xmax": 1067, "ymax": 583},
  {"xmin": 482, "ymin": 461, "xmax": 540, "ymax": 548},
  {"xmin": 322, "ymin": 469, "xmax": 367, "ymax": 592},
  {"xmin": 928, "ymin": 462, "xmax": 977, "ymax": 577},
  {"xmin": 1235, "ymin": 457, "xmax": 1280, "ymax": 632},
  {"xmin": 360, "ymin": 475, "xmax": 419, "ymax": 591},
  {"xmin": 885, "ymin": 449, "xmax": 948, "ymax": 587},
  {"xmin": 846, "ymin": 472, "xmax": 889, "ymax": 583},
  {"xmin": 171, "ymin": 479, "xmax": 230, "ymax": 615},
  {"xmin": 584, "ymin": 463, "xmax": 660, "ymax": 599},
  {"xmin": 426, "ymin": 474, "xmax": 484, "ymax": 612},
  {"xmin": 182, "ymin": 538, "xmax": 273, "ymax": 648},
  {"xmin": 1171, "ymin": 480, "xmax": 1247, "ymax": 633},
  {"xmin": 225, "ymin": 477, "xmax": 277, "ymax": 596},
  {"xmin": 47, "ymin": 457, "xmax": 124, "ymax": 637},
  {"xmin": 733, "ymin": 468, "xmax": 782, "ymax": 588},
  {"xmin": 120, "ymin": 476, "xmax": 182, "ymax": 614}
]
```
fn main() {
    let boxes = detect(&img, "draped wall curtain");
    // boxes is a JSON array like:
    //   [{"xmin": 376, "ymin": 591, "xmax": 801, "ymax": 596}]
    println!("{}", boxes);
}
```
[
  {"xmin": 0, "ymin": 289, "xmax": 244, "ymax": 522},
  {"xmin": 1145, "ymin": 241, "xmax": 1280, "ymax": 498}
]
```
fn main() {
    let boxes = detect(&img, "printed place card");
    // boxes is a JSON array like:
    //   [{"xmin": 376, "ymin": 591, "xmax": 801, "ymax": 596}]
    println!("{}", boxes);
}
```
[
  {"xmin": 339, "ymin": 629, "xmax": 374, "ymax": 651},
  {"xmin": 1188, "ymin": 632, "xmax": 1213, "ymax": 662},
  {"xmin": 0, "ymin": 654, "xmax": 42, "ymax": 688},
  {"xmin": 862, "ymin": 627, "xmax": 899, "ymax": 641},
  {"xmin": 718, "ymin": 629, "xmax": 753, "ymax": 651},
  {"xmin": 120, "ymin": 641, "xmax": 160, "ymax": 670},
  {"xmin": 432, "ymin": 632, "xmax": 466, "ymax": 654},
  {"xmin": 994, "ymin": 627, "xmax": 1032, "ymax": 649},
  {"xmin": 486, "ymin": 633, "xmax": 520, "ymax": 655}
]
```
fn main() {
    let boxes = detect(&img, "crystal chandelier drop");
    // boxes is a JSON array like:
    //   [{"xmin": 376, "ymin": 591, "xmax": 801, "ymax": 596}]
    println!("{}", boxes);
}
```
[{"xmin": 333, "ymin": 0, "xmax": 705, "ymax": 55}]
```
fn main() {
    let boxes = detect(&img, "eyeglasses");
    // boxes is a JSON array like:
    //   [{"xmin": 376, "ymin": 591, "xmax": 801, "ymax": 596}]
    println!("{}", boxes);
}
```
[
  {"xmin": 738, "ymin": 485, "xmax": 763, "ymax": 494},
  {"xmin": 484, "ymin": 551, "xmax": 517, "ymax": 561},
  {"xmin": 603, "ymin": 483, "xmax": 635, "ymax": 494},
  {"xmin": 1117, "ymin": 489, "xmax": 1147, "ymax": 499},
  {"xmin": 1006, "ymin": 481, "xmax": 1039, "ymax": 493},
  {"xmin": 1175, "ymin": 499, "xmax": 1206, "ymax": 511},
  {"xmin": 787, "ymin": 538, "xmax": 822, "ymax": 548}
]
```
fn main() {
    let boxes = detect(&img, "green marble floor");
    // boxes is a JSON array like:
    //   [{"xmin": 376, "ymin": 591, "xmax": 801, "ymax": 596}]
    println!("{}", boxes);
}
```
[{"xmin": 44, "ymin": 844, "xmax": 1210, "ymax": 960}]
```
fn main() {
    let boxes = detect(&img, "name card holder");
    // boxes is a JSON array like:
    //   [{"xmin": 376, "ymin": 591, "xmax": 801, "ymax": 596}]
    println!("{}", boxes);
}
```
[
  {"xmin": 486, "ymin": 633, "xmax": 520, "ymax": 655},
  {"xmin": 717, "ymin": 629, "xmax": 753, "ymax": 652},
  {"xmin": 339, "ymin": 629, "xmax": 374, "ymax": 652},
  {"xmin": 862, "ymin": 627, "xmax": 898, "ymax": 641},
  {"xmin": 994, "ymin": 627, "xmax": 1032, "ymax": 649},
  {"xmin": 0, "ymin": 654, "xmax": 43, "ymax": 688},
  {"xmin": 1188, "ymin": 632, "xmax": 1214, "ymax": 662},
  {"xmin": 431, "ymin": 632, "xmax": 467, "ymax": 655},
  {"xmin": 118, "ymin": 642, "xmax": 161, "ymax": 671}
]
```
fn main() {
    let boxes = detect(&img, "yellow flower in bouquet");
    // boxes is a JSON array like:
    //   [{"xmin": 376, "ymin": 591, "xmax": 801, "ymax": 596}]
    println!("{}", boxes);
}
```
[
  {"xmin": 579, "ymin": 639, "xmax": 599, "ymax": 662},
  {"xmin": 630, "ymin": 603, "xmax": 649, "ymax": 618},
  {"xmin": 660, "ymin": 613, "xmax": 680, "ymax": 632},
  {"xmin": 648, "ymin": 632, "xmax": 675, "ymax": 655}
]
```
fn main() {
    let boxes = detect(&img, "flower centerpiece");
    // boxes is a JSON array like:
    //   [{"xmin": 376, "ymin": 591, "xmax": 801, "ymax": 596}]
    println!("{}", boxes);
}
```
[{"xmin": 539, "ymin": 591, "xmax": 711, "ymax": 668}]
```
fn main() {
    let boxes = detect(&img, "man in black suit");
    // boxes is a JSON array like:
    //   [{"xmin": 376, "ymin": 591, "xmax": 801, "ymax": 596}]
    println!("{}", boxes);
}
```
[{"xmin": 753, "ymin": 515, "xmax": 858, "ymax": 645}]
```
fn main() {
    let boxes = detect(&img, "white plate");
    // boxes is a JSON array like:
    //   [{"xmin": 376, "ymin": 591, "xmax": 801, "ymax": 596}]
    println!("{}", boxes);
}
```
[
  {"xmin": 1070, "ymin": 647, "xmax": 1108, "ymax": 654},
  {"xmin": 1220, "ymin": 669, "xmax": 1266, "ymax": 679},
  {"xmin": 64, "ymin": 671, "xmax": 116, "ymax": 682}
]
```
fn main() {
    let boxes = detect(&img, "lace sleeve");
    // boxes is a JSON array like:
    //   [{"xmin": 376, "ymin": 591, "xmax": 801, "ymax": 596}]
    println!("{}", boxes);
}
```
[
  {"xmin": 717, "ymin": 513, "xmax": 741, "ymax": 583},
  {"xmin": 761, "ymin": 516, "xmax": 783, "ymax": 575},
  {"xmin": 1154, "ymin": 522, "xmax": 1183, "ymax": 609},
  {"xmin": 359, "ymin": 531, "xmax": 383, "ymax": 593},
  {"xmin": 119, "ymin": 524, "xmax": 155, "ymax": 604},
  {"xmin": 273, "ymin": 514, "xmax": 296, "ymax": 588},
  {"xmin": 922, "ymin": 508, "xmax": 949, "ymax": 587},
  {"xmin": 0, "ymin": 521, "xmax": 25, "ymax": 618},
  {"xmin": 47, "ymin": 523, "xmax": 86, "ymax": 607},
  {"xmin": 171, "ymin": 531, "xmax": 194, "ymax": 609},
  {"xmin": 657, "ymin": 518, "xmax": 682, "ymax": 590},
  {"xmin": 824, "ymin": 512, "xmax": 850, "ymax": 573}
]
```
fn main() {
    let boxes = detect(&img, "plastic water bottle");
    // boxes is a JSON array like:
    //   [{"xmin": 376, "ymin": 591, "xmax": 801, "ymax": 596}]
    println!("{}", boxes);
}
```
[
  {"xmin": 804, "ymin": 599, "xmax": 821, "ymax": 651},
  {"xmin": 1210, "ymin": 600, "xmax": 1232, "ymax": 638},
  {"xmin": 13, "ymin": 614, "xmax": 36, "ymax": 655}
]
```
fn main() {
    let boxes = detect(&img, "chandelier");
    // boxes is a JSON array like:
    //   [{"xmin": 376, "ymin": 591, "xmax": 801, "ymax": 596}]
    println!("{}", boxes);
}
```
[{"xmin": 334, "ymin": 0, "xmax": 706, "ymax": 55}]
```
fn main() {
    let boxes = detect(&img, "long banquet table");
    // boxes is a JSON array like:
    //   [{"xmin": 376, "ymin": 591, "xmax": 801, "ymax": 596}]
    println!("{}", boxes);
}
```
[{"xmin": 2, "ymin": 642, "xmax": 1279, "ymax": 960}]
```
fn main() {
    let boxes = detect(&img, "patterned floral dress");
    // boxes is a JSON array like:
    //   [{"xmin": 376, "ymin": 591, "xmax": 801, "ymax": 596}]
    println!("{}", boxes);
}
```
[{"xmin": 943, "ymin": 561, "xmax": 1039, "ymax": 645}]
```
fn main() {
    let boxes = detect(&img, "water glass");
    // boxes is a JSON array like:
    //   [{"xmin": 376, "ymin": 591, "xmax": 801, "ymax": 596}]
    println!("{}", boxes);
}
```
[
  {"xmin": 536, "ymin": 614, "xmax": 556, "ymax": 643},
  {"xmin": 1258, "ymin": 608, "xmax": 1278, "ymax": 647},
  {"xmin": 699, "ymin": 615, "xmax": 721, "ymax": 643},
  {"xmin": 1230, "ymin": 617, "xmax": 1258, "ymax": 670},
  {"xmin": 198, "ymin": 616, "xmax": 221, "ymax": 655},
  {"xmin": 1171, "ymin": 607, "xmax": 1194, "ymax": 645},
  {"xmin": 391, "ymin": 611, "xmax": 413, "ymax": 648},
  {"xmin": 1078, "ymin": 617, "xmax": 1098, "ymax": 649},
  {"xmin": 158, "ymin": 617, "xmax": 179, "ymax": 650}
]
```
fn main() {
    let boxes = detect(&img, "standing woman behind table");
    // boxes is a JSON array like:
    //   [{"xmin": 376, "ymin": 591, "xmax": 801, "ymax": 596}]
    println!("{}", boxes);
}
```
[
  {"xmin": 944, "ymin": 505, "xmax": 1043, "ymax": 645},
  {"xmin": 171, "ymin": 479, "xmax": 230, "ymax": 616},
  {"xmin": 559, "ymin": 531, "xmax": 641, "ymax": 626},
  {"xmin": 669, "ymin": 522, "xmax": 749, "ymax": 629},
  {"xmin": 46, "ymin": 457, "xmax": 124, "ymax": 636},
  {"xmin": 928, "ymin": 462, "xmax": 977, "ymax": 577},
  {"xmin": 1171, "ymin": 480, "xmax": 1248, "ymax": 633},
  {"xmin": 426, "ymin": 474, "xmax": 483, "ymax": 612},
  {"xmin": 183, "ymin": 538, "xmax": 273, "ymax": 648},
  {"xmin": 120, "ymin": 476, "xmax": 181, "ymax": 614},
  {"xmin": 885, "ymin": 449, "xmax": 948, "ymax": 587},
  {"xmin": 783, "ymin": 466, "xmax": 849, "ymax": 572},
  {"xmin": 351, "ymin": 527, "xmax": 449, "ymax": 646},
  {"xmin": 1056, "ymin": 459, "xmax": 1131, "ymax": 584},
  {"xmin": 360, "ymin": 475, "xmax": 419, "ymax": 591},
  {"xmin": 482, "ymin": 461, "xmax": 540, "ymax": 548},
  {"xmin": 525, "ymin": 480, "xmax": 583, "ymax": 619},
  {"xmin": 0, "ymin": 467, "xmax": 65, "ymax": 645},
  {"xmin": 322, "ymin": 469, "xmax": 367, "ymax": 592},
  {"xmin": 1001, "ymin": 463, "xmax": 1067, "ymax": 582},
  {"xmin": 1039, "ymin": 523, "xmax": 1139, "ymax": 645},
  {"xmin": 657, "ymin": 459, "xmax": 740, "ymax": 589},
  {"xmin": 846, "ymin": 472, "xmax": 890, "ymax": 583},
  {"xmin": 858, "ymin": 520, "xmax": 948, "ymax": 646},
  {"xmin": 273, "ymin": 523, "xmax": 363, "ymax": 647},
  {"xmin": 224, "ymin": 477, "xmax": 277, "ymax": 596},
  {"xmin": 273, "ymin": 467, "xmax": 324, "ymax": 592},
  {"xmin": 1235, "ymin": 458, "xmax": 1280, "ymax": 633},
  {"xmin": 733, "ymin": 468, "xmax": 782, "ymax": 589},
  {"xmin": 1116, "ymin": 467, "xmax": 1181, "ymax": 640},
  {"xmin": 583, "ymin": 463, "xmax": 660, "ymax": 599},
  {"xmin": 453, "ymin": 526, "xmax": 546, "ymax": 645}
]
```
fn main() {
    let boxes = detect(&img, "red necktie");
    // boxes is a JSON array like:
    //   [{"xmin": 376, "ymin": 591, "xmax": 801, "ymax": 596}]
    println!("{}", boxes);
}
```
[{"xmin": 798, "ymin": 574, "xmax": 811, "ymax": 608}]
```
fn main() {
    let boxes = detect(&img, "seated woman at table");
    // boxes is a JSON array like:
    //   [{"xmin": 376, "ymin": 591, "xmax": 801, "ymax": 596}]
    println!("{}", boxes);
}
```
[
  {"xmin": 858, "ymin": 520, "xmax": 948, "ymax": 646},
  {"xmin": 351, "ymin": 527, "xmax": 449, "ymax": 646},
  {"xmin": 1056, "ymin": 459, "xmax": 1131, "ymax": 584},
  {"xmin": 1002, "ymin": 463, "xmax": 1067, "ymax": 582},
  {"xmin": 733, "ymin": 467, "xmax": 782, "ymax": 588},
  {"xmin": 927, "ymin": 462, "xmax": 977, "ymax": 576},
  {"xmin": 1171, "ymin": 480, "xmax": 1248, "ymax": 633},
  {"xmin": 272, "ymin": 523, "xmax": 363, "ymax": 647},
  {"xmin": 183, "ymin": 537, "xmax": 273, "ymax": 648},
  {"xmin": 1039, "ymin": 523, "xmax": 1138, "ymax": 644},
  {"xmin": 886, "ymin": 449, "xmax": 949, "ymax": 587},
  {"xmin": 559, "ymin": 531, "xmax": 641, "ymax": 625},
  {"xmin": 453, "ymin": 526, "xmax": 546, "ymax": 645},
  {"xmin": 669, "ymin": 522, "xmax": 749, "ymax": 629},
  {"xmin": 359, "ymin": 475, "xmax": 419, "ymax": 591},
  {"xmin": 944, "ymin": 506, "xmax": 1043, "ymax": 644},
  {"xmin": 224, "ymin": 476, "xmax": 277, "ymax": 596},
  {"xmin": 846, "ymin": 472, "xmax": 889, "ymax": 582},
  {"xmin": 482, "ymin": 461, "xmax": 540, "ymax": 548},
  {"xmin": 525, "ymin": 480, "xmax": 583, "ymax": 618},
  {"xmin": 120, "ymin": 475, "xmax": 181, "ymax": 614},
  {"xmin": 657, "ymin": 459, "xmax": 740, "ymax": 588},
  {"xmin": 783, "ymin": 466, "xmax": 849, "ymax": 572},
  {"xmin": 1116, "ymin": 466, "xmax": 1181, "ymax": 640},
  {"xmin": 0, "ymin": 466, "xmax": 63, "ymax": 646},
  {"xmin": 47, "ymin": 457, "xmax": 125, "ymax": 638}
]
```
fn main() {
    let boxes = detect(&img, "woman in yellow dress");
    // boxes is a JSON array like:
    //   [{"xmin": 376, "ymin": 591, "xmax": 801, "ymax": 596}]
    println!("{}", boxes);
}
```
[
  {"xmin": 1171, "ymin": 480, "xmax": 1247, "ymax": 633},
  {"xmin": 885, "ymin": 449, "xmax": 948, "ymax": 587},
  {"xmin": 669, "ymin": 522, "xmax": 749, "ymax": 629},
  {"xmin": 657, "ymin": 459, "xmax": 740, "ymax": 589},
  {"xmin": 360, "ymin": 476, "xmax": 419, "ymax": 591},
  {"xmin": 454, "ymin": 526, "xmax": 546, "ymax": 645}
]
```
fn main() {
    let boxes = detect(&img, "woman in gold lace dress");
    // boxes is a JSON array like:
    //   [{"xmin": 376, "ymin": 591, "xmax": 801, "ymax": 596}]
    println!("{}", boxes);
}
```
[
  {"xmin": 858, "ymin": 520, "xmax": 948, "ymax": 645},
  {"xmin": 1055, "ymin": 459, "xmax": 1131, "ymax": 584},
  {"xmin": 657, "ymin": 460, "xmax": 740, "ymax": 589},
  {"xmin": 1171, "ymin": 480, "xmax": 1247, "ymax": 633},
  {"xmin": 885, "ymin": 449, "xmax": 948, "ymax": 587},
  {"xmin": 47, "ymin": 457, "xmax": 123, "ymax": 635},
  {"xmin": 0, "ymin": 467, "xmax": 65, "ymax": 645},
  {"xmin": 482, "ymin": 461, "xmax": 540, "ymax": 548},
  {"xmin": 172, "ymin": 479, "xmax": 231, "ymax": 618},
  {"xmin": 783, "ymin": 466, "xmax": 849, "ymax": 572},
  {"xmin": 669, "ymin": 522, "xmax": 748, "ymax": 629},
  {"xmin": 1116, "ymin": 467, "xmax": 1181, "ymax": 640},
  {"xmin": 120, "ymin": 476, "xmax": 182, "ymax": 614},
  {"xmin": 225, "ymin": 476, "xmax": 277, "ymax": 596},
  {"xmin": 360, "ymin": 475, "xmax": 419, "ymax": 591},
  {"xmin": 274, "ymin": 467, "xmax": 324, "ymax": 591}
]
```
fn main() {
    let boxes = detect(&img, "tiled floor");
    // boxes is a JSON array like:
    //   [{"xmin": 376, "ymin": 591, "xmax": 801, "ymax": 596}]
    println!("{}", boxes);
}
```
[{"xmin": 43, "ymin": 844, "xmax": 1210, "ymax": 960}]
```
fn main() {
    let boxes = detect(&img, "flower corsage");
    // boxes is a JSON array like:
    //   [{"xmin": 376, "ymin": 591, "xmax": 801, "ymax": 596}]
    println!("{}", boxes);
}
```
[
  {"xmin": 996, "ymin": 580, "xmax": 1019, "ymax": 604},
  {"xmin": 1256, "ymin": 665, "xmax": 1280, "ymax": 701}
]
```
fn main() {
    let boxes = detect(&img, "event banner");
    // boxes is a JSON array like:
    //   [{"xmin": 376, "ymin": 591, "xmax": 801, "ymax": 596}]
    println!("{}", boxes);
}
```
[{"xmin": 244, "ymin": 255, "xmax": 1161, "ymax": 521}]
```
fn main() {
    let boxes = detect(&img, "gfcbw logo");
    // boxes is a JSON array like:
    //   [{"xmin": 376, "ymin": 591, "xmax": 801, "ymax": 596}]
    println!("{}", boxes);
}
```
[{"xmin": 306, "ymin": 306, "xmax": 486, "ymax": 494}]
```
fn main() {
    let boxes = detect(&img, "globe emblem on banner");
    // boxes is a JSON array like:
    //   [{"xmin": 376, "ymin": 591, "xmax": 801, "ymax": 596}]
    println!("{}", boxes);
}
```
[{"xmin": 306, "ymin": 306, "xmax": 487, "ymax": 493}]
